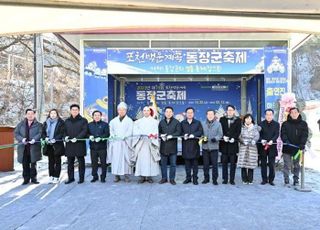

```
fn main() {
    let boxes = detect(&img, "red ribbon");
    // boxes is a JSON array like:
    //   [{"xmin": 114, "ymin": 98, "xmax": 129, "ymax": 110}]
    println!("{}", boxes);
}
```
[{"xmin": 148, "ymin": 134, "xmax": 158, "ymax": 139}]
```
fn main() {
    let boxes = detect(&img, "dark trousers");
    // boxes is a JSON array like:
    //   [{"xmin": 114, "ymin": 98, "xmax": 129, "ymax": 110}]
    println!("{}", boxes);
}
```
[
  {"xmin": 47, "ymin": 145, "xmax": 61, "ymax": 178},
  {"xmin": 67, "ymin": 156, "xmax": 85, "ymax": 181},
  {"xmin": 22, "ymin": 149, "xmax": 37, "ymax": 181},
  {"xmin": 160, "ymin": 154, "xmax": 177, "ymax": 180},
  {"xmin": 241, "ymin": 168, "xmax": 254, "ymax": 183},
  {"xmin": 91, "ymin": 150, "xmax": 107, "ymax": 180},
  {"xmin": 185, "ymin": 158, "xmax": 198, "ymax": 181},
  {"xmin": 221, "ymin": 154, "xmax": 236, "ymax": 183},
  {"xmin": 260, "ymin": 153, "xmax": 275, "ymax": 183},
  {"xmin": 203, "ymin": 149, "xmax": 219, "ymax": 182}
]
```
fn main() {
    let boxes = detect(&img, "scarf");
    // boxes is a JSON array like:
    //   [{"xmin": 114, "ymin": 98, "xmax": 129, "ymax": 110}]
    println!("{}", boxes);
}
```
[{"xmin": 46, "ymin": 118, "xmax": 58, "ymax": 139}]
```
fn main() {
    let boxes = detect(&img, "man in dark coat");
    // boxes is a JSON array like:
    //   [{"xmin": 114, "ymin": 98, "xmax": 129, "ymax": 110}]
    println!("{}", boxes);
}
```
[
  {"xmin": 258, "ymin": 109, "xmax": 279, "ymax": 186},
  {"xmin": 158, "ymin": 106, "xmax": 182, "ymax": 185},
  {"xmin": 64, "ymin": 104, "xmax": 88, "ymax": 184},
  {"xmin": 181, "ymin": 107, "xmax": 203, "ymax": 185},
  {"xmin": 14, "ymin": 109, "xmax": 42, "ymax": 185},
  {"xmin": 88, "ymin": 110, "xmax": 110, "ymax": 183},
  {"xmin": 219, "ymin": 105, "xmax": 242, "ymax": 185},
  {"xmin": 281, "ymin": 107, "xmax": 308, "ymax": 186},
  {"xmin": 42, "ymin": 109, "xmax": 65, "ymax": 184}
]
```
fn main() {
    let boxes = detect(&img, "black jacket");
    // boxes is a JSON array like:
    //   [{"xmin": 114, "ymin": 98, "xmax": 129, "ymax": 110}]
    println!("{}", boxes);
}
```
[
  {"xmin": 219, "ymin": 116, "xmax": 242, "ymax": 155},
  {"xmin": 159, "ymin": 117, "xmax": 182, "ymax": 155},
  {"xmin": 258, "ymin": 120, "xmax": 280, "ymax": 157},
  {"xmin": 64, "ymin": 114, "xmax": 88, "ymax": 157},
  {"xmin": 88, "ymin": 120, "xmax": 109, "ymax": 151},
  {"xmin": 181, "ymin": 119, "xmax": 203, "ymax": 159},
  {"xmin": 42, "ymin": 118, "xmax": 65, "ymax": 156},
  {"xmin": 281, "ymin": 115, "xmax": 308, "ymax": 155}
]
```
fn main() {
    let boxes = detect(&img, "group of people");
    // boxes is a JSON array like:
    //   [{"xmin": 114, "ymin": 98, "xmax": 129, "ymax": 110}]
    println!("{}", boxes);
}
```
[{"xmin": 14, "ymin": 102, "xmax": 308, "ymax": 187}]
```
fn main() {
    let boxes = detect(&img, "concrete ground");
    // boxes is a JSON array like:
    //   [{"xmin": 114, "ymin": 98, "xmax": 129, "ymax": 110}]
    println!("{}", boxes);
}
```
[{"xmin": 0, "ymin": 159, "xmax": 320, "ymax": 230}]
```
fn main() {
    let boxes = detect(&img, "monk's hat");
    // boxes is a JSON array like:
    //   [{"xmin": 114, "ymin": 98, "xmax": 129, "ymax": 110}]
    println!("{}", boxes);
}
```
[{"xmin": 117, "ymin": 102, "xmax": 128, "ymax": 110}]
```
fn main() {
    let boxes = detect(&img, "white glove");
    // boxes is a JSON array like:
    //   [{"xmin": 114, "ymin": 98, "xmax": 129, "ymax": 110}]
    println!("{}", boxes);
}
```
[
  {"xmin": 251, "ymin": 140, "xmax": 256, "ymax": 145},
  {"xmin": 229, "ymin": 138, "xmax": 235, "ymax": 143},
  {"xmin": 95, "ymin": 137, "xmax": 101, "ymax": 142},
  {"xmin": 89, "ymin": 135, "xmax": 95, "ymax": 141},
  {"xmin": 261, "ymin": 139, "xmax": 267, "ymax": 145},
  {"xmin": 50, "ymin": 139, "xmax": 56, "ymax": 144},
  {"xmin": 223, "ymin": 136, "xmax": 229, "ymax": 142},
  {"xmin": 64, "ymin": 136, "xmax": 70, "ymax": 142},
  {"xmin": 268, "ymin": 140, "xmax": 273, "ymax": 146},
  {"xmin": 29, "ymin": 139, "xmax": 35, "ymax": 144},
  {"xmin": 160, "ymin": 134, "xmax": 167, "ymax": 141},
  {"xmin": 244, "ymin": 141, "xmax": 248, "ymax": 146},
  {"xmin": 189, "ymin": 134, "xmax": 195, "ymax": 139},
  {"xmin": 45, "ymin": 137, "xmax": 50, "ymax": 143},
  {"xmin": 71, "ymin": 138, "xmax": 77, "ymax": 143},
  {"xmin": 184, "ymin": 134, "xmax": 189, "ymax": 140},
  {"xmin": 167, "ymin": 135, "xmax": 173, "ymax": 140},
  {"xmin": 22, "ymin": 138, "xmax": 27, "ymax": 144}
]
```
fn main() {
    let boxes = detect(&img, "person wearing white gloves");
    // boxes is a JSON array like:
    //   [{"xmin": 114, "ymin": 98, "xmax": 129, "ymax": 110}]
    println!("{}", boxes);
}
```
[
  {"xmin": 14, "ymin": 109, "xmax": 43, "ymax": 185},
  {"xmin": 180, "ymin": 107, "xmax": 203, "ymax": 185},
  {"xmin": 158, "ymin": 106, "xmax": 182, "ymax": 185},
  {"xmin": 64, "ymin": 104, "xmax": 88, "ymax": 184},
  {"xmin": 258, "ymin": 109, "xmax": 280, "ymax": 186},
  {"xmin": 238, "ymin": 114, "xmax": 260, "ymax": 184},
  {"xmin": 42, "ymin": 109, "xmax": 65, "ymax": 184},
  {"xmin": 88, "ymin": 110, "xmax": 109, "ymax": 183},
  {"xmin": 219, "ymin": 105, "xmax": 242, "ymax": 185}
]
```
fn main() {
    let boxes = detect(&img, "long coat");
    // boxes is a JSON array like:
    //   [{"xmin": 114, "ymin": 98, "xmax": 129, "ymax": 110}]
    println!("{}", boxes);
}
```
[
  {"xmin": 219, "ymin": 116, "xmax": 242, "ymax": 155},
  {"xmin": 42, "ymin": 118, "xmax": 65, "ymax": 156},
  {"xmin": 281, "ymin": 115, "xmax": 308, "ymax": 155},
  {"xmin": 258, "ymin": 119, "xmax": 280, "ymax": 157},
  {"xmin": 158, "ymin": 117, "xmax": 182, "ymax": 155},
  {"xmin": 181, "ymin": 119, "xmax": 203, "ymax": 160},
  {"xmin": 64, "ymin": 114, "xmax": 88, "ymax": 157},
  {"xmin": 14, "ymin": 119, "xmax": 42, "ymax": 164},
  {"xmin": 237, "ymin": 124, "xmax": 260, "ymax": 169}
]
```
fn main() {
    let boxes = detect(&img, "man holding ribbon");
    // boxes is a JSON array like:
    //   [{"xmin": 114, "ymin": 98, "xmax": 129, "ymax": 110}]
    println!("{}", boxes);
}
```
[
  {"xmin": 258, "ymin": 109, "xmax": 279, "ymax": 186},
  {"xmin": 88, "ymin": 110, "xmax": 109, "ymax": 183},
  {"xmin": 201, "ymin": 109, "xmax": 223, "ymax": 185},
  {"xmin": 281, "ymin": 107, "xmax": 308, "ymax": 187},
  {"xmin": 219, "ymin": 105, "xmax": 242, "ymax": 185},
  {"xmin": 14, "ymin": 109, "xmax": 42, "ymax": 185},
  {"xmin": 181, "ymin": 107, "xmax": 203, "ymax": 185},
  {"xmin": 158, "ymin": 106, "xmax": 181, "ymax": 185},
  {"xmin": 64, "ymin": 104, "xmax": 88, "ymax": 184}
]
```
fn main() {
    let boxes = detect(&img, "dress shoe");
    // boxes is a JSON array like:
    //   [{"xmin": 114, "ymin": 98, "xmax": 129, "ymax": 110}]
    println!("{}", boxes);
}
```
[
  {"xmin": 183, "ymin": 179, "xmax": 192, "ymax": 184},
  {"xmin": 65, "ymin": 179, "xmax": 75, "ymax": 184},
  {"xmin": 230, "ymin": 181, "xmax": 235, "ymax": 185},
  {"xmin": 31, "ymin": 179, "xmax": 40, "ymax": 184},
  {"xmin": 159, "ymin": 178, "xmax": 168, "ymax": 184},
  {"xmin": 213, "ymin": 181, "xmax": 218, "ymax": 185},
  {"xmin": 170, "ymin": 179, "xmax": 176, "ymax": 185},
  {"xmin": 114, "ymin": 175, "xmax": 121, "ymax": 183},
  {"xmin": 193, "ymin": 180, "xmax": 198, "ymax": 185},
  {"xmin": 269, "ymin": 182, "xmax": 275, "ymax": 186},
  {"xmin": 202, "ymin": 179, "xmax": 209, "ymax": 184},
  {"xmin": 222, "ymin": 180, "xmax": 228, "ymax": 184},
  {"xmin": 91, "ymin": 177, "xmax": 98, "ymax": 183}
]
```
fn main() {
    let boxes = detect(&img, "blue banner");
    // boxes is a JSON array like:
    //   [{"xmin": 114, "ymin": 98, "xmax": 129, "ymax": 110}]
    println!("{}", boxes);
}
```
[
  {"xmin": 83, "ymin": 48, "xmax": 109, "ymax": 122},
  {"xmin": 125, "ymin": 81, "xmax": 241, "ymax": 121},
  {"xmin": 107, "ymin": 48, "xmax": 264, "ymax": 75},
  {"xmin": 264, "ymin": 47, "xmax": 288, "ymax": 110}
]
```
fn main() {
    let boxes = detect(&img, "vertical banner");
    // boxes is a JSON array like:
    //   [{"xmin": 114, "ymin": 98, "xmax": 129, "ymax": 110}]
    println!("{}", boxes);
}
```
[
  {"xmin": 83, "ymin": 48, "xmax": 109, "ymax": 122},
  {"xmin": 264, "ymin": 47, "xmax": 289, "ymax": 111}
]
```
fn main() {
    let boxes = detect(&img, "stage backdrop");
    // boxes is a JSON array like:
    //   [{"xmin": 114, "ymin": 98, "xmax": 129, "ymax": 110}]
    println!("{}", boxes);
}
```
[{"xmin": 125, "ymin": 81, "xmax": 241, "ymax": 122}]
